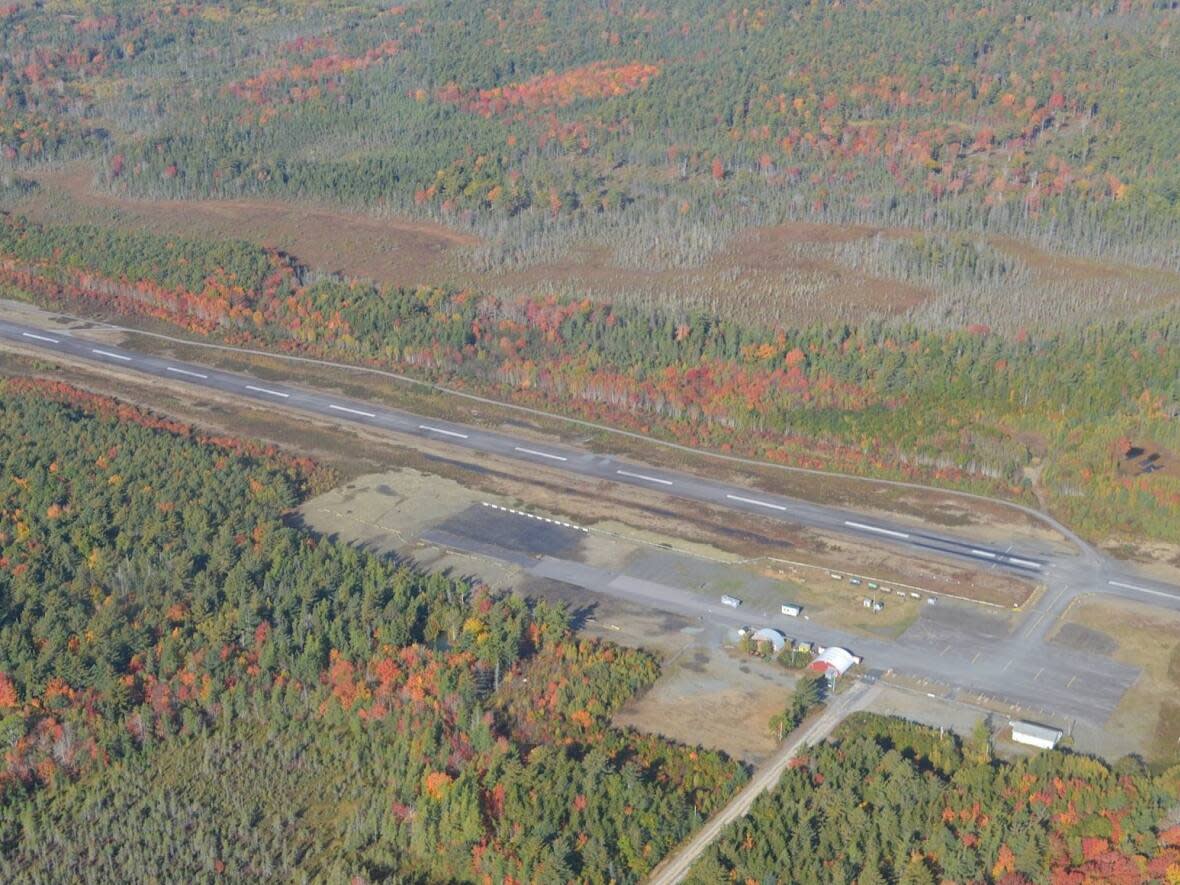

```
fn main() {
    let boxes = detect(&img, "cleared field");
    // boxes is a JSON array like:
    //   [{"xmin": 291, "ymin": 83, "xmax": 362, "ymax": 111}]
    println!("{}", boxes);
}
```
[{"xmin": 1050, "ymin": 598, "xmax": 1180, "ymax": 765}]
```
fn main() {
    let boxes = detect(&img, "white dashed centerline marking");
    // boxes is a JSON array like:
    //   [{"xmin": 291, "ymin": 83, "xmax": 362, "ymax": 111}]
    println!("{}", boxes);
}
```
[
  {"xmin": 419, "ymin": 424, "xmax": 469, "ymax": 439},
  {"xmin": 726, "ymin": 494, "xmax": 787, "ymax": 511},
  {"xmin": 166, "ymin": 366, "xmax": 208, "ymax": 379},
  {"xmin": 245, "ymin": 385, "xmax": 289, "ymax": 398},
  {"xmin": 329, "ymin": 404, "xmax": 376, "ymax": 418},
  {"xmin": 92, "ymin": 349, "xmax": 132, "ymax": 362},
  {"xmin": 1109, "ymin": 579, "xmax": 1175, "ymax": 599},
  {"xmin": 616, "ymin": 469, "xmax": 674, "ymax": 486},
  {"xmin": 844, "ymin": 520, "xmax": 910, "ymax": 540},
  {"xmin": 514, "ymin": 446, "xmax": 567, "ymax": 462},
  {"xmin": 22, "ymin": 332, "xmax": 60, "ymax": 344}
]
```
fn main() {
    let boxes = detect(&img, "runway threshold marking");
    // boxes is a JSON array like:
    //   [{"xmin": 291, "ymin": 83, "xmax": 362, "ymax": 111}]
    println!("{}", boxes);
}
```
[
  {"xmin": 1109, "ymin": 579, "xmax": 1176, "ymax": 599},
  {"xmin": 245, "ymin": 384, "xmax": 289, "ymax": 398},
  {"xmin": 726, "ymin": 493, "xmax": 787, "ymax": 511},
  {"xmin": 166, "ymin": 366, "xmax": 208, "ymax": 379},
  {"xmin": 22, "ymin": 332, "xmax": 60, "ymax": 344},
  {"xmin": 844, "ymin": 520, "xmax": 910, "ymax": 540},
  {"xmin": 329, "ymin": 404, "xmax": 376, "ymax": 418},
  {"xmin": 92, "ymin": 349, "xmax": 132, "ymax": 362},
  {"xmin": 514, "ymin": 446, "xmax": 567, "ymax": 462},
  {"xmin": 419, "ymin": 424, "xmax": 468, "ymax": 439},
  {"xmin": 616, "ymin": 469, "xmax": 673, "ymax": 486}
]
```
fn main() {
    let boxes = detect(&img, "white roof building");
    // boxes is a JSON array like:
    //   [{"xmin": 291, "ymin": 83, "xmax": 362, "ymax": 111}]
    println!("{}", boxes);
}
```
[
  {"xmin": 809, "ymin": 646, "xmax": 859, "ymax": 677},
  {"xmin": 1010, "ymin": 720, "xmax": 1063, "ymax": 750},
  {"xmin": 751, "ymin": 627, "xmax": 788, "ymax": 653}
]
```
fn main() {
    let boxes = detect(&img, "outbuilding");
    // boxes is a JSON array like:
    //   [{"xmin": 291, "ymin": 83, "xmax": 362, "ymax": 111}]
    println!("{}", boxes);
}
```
[
  {"xmin": 1010, "ymin": 720, "xmax": 1063, "ymax": 750},
  {"xmin": 751, "ymin": 627, "xmax": 788, "ymax": 653},
  {"xmin": 808, "ymin": 646, "xmax": 860, "ymax": 678}
]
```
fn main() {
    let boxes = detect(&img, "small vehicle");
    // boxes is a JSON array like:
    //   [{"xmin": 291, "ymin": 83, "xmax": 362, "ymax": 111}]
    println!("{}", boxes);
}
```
[
  {"xmin": 721, "ymin": 595, "xmax": 742, "ymax": 608},
  {"xmin": 781, "ymin": 603, "xmax": 801, "ymax": 617}
]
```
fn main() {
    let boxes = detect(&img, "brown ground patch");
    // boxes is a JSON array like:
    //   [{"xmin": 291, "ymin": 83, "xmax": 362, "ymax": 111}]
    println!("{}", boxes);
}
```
[
  {"xmin": 611, "ymin": 638, "xmax": 796, "ymax": 764},
  {"xmin": 459, "ymin": 226, "xmax": 932, "ymax": 325},
  {"xmin": 1116, "ymin": 441, "xmax": 1176, "ymax": 479},
  {"xmin": 19, "ymin": 167, "xmax": 474, "ymax": 286},
  {"xmin": 15, "ymin": 169, "xmax": 931, "ymax": 322}
]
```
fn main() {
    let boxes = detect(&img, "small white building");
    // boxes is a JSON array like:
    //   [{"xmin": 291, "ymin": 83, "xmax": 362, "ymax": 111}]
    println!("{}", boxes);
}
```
[{"xmin": 1010, "ymin": 720, "xmax": 1063, "ymax": 750}]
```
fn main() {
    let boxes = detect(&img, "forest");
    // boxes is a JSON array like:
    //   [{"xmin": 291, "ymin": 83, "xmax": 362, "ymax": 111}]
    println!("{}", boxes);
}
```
[
  {"xmin": 0, "ymin": 379, "xmax": 746, "ymax": 881},
  {"xmin": 1, "ymin": 214, "xmax": 1177, "ymax": 548},
  {"xmin": 689, "ymin": 713, "xmax": 1180, "ymax": 885},
  {"xmin": 0, "ymin": 0, "xmax": 1178, "ymax": 279}
]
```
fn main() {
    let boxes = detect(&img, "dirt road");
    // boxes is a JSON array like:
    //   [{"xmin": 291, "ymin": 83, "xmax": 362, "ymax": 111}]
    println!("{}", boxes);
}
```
[{"xmin": 646, "ymin": 679, "xmax": 882, "ymax": 884}]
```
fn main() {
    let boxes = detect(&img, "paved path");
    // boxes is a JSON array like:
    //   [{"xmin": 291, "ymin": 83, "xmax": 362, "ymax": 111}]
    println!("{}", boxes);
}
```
[{"xmin": 647, "ymin": 681, "xmax": 882, "ymax": 884}]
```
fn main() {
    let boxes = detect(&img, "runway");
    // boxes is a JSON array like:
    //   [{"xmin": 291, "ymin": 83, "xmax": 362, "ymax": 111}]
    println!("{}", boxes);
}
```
[{"xmin": 3, "ymin": 317, "xmax": 1179, "ymax": 725}]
